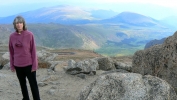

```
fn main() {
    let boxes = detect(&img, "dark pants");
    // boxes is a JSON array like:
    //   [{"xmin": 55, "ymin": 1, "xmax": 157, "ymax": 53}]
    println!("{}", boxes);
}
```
[{"xmin": 15, "ymin": 65, "xmax": 40, "ymax": 100}]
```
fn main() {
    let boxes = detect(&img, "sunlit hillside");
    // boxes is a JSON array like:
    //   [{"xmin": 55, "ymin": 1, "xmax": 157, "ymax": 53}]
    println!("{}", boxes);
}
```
[{"xmin": 0, "ymin": 6, "xmax": 176, "ymax": 56}]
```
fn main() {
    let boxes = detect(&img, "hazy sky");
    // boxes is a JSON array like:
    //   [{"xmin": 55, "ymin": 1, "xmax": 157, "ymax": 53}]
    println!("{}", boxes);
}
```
[{"xmin": 1, "ymin": 0, "xmax": 177, "ymax": 19}]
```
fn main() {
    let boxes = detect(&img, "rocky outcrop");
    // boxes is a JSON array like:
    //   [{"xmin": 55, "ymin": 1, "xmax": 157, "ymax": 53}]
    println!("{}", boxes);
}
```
[
  {"xmin": 66, "ymin": 59, "xmax": 98, "ymax": 75},
  {"xmin": 132, "ymin": 31, "xmax": 177, "ymax": 90},
  {"xmin": 78, "ymin": 72, "xmax": 177, "ymax": 100},
  {"xmin": 0, "ymin": 50, "xmax": 58, "ymax": 69},
  {"xmin": 37, "ymin": 50, "xmax": 57, "ymax": 62},
  {"xmin": 0, "ymin": 52, "xmax": 10, "ymax": 70},
  {"xmin": 114, "ymin": 62, "xmax": 132, "ymax": 72},
  {"xmin": 96, "ymin": 57, "xmax": 115, "ymax": 71},
  {"xmin": 66, "ymin": 57, "xmax": 133, "ymax": 76}
]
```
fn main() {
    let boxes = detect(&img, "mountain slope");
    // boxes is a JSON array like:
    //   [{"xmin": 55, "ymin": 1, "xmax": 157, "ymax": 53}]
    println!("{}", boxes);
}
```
[
  {"xmin": 0, "ymin": 22, "xmax": 175, "ymax": 56},
  {"xmin": 100, "ymin": 12, "xmax": 166, "ymax": 27},
  {"xmin": 0, "ymin": 6, "xmax": 171, "ymax": 28},
  {"xmin": 0, "ymin": 5, "xmax": 175, "ymax": 56},
  {"xmin": 0, "ymin": 24, "xmax": 109, "ymax": 49},
  {"xmin": 0, "ymin": 5, "xmax": 117, "ymax": 24},
  {"xmin": 144, "ymin": 38, "xmax": 166, "ymax": 49}
]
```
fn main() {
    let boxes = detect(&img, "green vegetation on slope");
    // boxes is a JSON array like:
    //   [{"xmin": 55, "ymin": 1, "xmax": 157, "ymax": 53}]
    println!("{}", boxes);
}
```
[
  {"xmin": 95, "ymin": 42, "xmax": 144, "ymax": 56},
  {"xmin": 28, "ymin": 23, "xmax": 84, "ymax": 48},
  {"xmin": 1, "ymin": 23, "xmax": 174, "ymax": 57}
]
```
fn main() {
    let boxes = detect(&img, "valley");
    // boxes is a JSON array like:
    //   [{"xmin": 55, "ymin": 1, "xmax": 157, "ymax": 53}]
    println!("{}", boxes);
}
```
[
  {"xmin": 0, "ymin": 9, "xmax": 176, "ymax": 56},
  {"xmin": 0, "ymin": 23, "xmax": 175, "ymax": 56}
]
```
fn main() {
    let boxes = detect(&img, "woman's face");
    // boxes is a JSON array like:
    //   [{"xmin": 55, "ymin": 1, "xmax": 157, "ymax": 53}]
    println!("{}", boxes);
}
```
[{"xmin": 15, "ymin": 22, "xmax": 23, "ymax": 32}]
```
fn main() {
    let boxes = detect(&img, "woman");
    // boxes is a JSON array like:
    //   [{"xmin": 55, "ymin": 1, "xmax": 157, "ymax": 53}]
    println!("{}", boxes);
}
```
[{"xmin": 9, "ymin": 16, "xmax": 41, "ymax": 100}]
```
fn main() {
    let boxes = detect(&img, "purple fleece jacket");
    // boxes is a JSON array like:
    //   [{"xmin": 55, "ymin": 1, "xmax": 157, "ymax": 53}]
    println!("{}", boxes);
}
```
[{"xmin": 9, "ymin": 30, "xmax": 38, "ymax": 71}]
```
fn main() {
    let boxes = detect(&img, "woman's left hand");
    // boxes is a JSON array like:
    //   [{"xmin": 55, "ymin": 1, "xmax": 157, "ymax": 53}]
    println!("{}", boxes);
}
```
[{"xmin": 31, "ymin": 70, "xmax": 36, "ymax": 72}]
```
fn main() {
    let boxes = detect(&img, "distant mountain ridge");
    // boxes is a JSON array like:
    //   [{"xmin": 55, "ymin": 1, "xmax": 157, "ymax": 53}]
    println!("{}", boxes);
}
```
[
  {"xmin": 0, "ymin": 5, "xmax": 117, "ymax": 24},
  {"xmin": 0, "ymin": 5, "xmax": 175, "ymax": 29},
  {"xmin": 0, "ymin": 5, "xmax": 176, "ymax": 56},
  {"xmin": 99, "ymin": 12, "xmax": 164, "ymax": 27},
  {"xmin": 144, "ymin": 38, "xmax": 166, "ymax": 49}
]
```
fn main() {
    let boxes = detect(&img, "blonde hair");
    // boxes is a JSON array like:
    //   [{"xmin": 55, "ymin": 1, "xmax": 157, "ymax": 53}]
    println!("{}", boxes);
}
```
[{"xmin": 13, "ymin": 16, "xmax": 27, "ymax": 32}]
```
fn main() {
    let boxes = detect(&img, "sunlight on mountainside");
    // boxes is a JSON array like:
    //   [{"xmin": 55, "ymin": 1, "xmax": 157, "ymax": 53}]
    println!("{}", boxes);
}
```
[
  {"xmin": 0, "ymin": 1, "xmax": 176, "ymax": 56},
  {"xmin": 75, "ymin": 33, "xmax": 100, "ymax": 50}
]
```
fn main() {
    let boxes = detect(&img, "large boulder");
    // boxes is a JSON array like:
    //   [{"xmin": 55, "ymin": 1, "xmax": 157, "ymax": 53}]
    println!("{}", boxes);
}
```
[
  {"xmin": 36, "ymin": 50, "xmax": 58, "ymax": 68},
  {"xmin": 132, "ymin": 31, "xmax": 177, "ymax": 90},
  {"xmin": 37, "ymin": 50, "xmax": 57, "ymax": 62},
  {"xmin": 78, "ymin": 72, "xmax": 177, "ymax": 100},
  {"xmin": 96, "ymin": 57, "xmax": 115, "ymax": 71},
  {"xmin": 66, "ymin": 59, "xmax": 98, "ymax": 75},
  {"xmin": 2, "ymin": 52, "xmax": 9, "ymax": 60},
  {"xmin": 0, "ymin": 52, "xmax": 9, "ymax": 68},
  {"xmin": 114, "ymin": 62, "xmax": 132, "ymax": 72}
]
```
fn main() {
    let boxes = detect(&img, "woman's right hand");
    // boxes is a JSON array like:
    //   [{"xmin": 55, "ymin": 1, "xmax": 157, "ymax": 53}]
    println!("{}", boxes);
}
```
[{"xmin": 11, "ymin": 69, "xmax": 15, "ymax": 72}]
